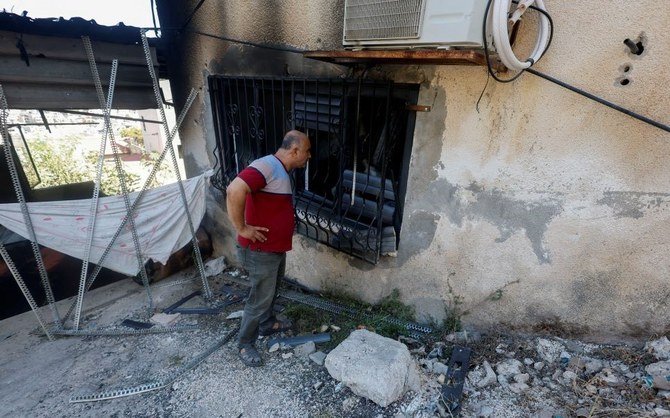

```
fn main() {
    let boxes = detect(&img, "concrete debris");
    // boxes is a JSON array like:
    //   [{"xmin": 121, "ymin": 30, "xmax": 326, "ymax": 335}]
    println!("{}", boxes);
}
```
[
  {"xmin": 294, "ymin": 341, "xmax": 316, "ymax": 357},
  {"xmin": 472, "ymin": 360, "xmax": 497, "ymax": 388},
  {"xmin": 428, "ymin": 344, "xmax": 444, "ymax": 359},
  {"xmin": 432, "ymin": 361, "xmax": 448, "ymax": 376},
  {"xmin": 597, "ymin": 368, "xmax": 625, "ymax": 387},
  {"xmin": 324, "ymin": 330, "xmax": 419, "ymax": 407},
  {"xmin": 513, "ymin": 373, "xmax": 530, "ymax": 384},
  {"xmin": 225, "ymin": 310, "xmax": 244, "ymax": 320},
  {"xmin": 536, "ymin": 338, "xmax": 565, "ymax": 364},
  {"xmin": 495, "ymin": 358, "xmax": 523, "ymax": 378},
  {"xmin": 508, "ymin": 382, "xmax": 529, "ymax": 394},
  {"xmin": 575, "ymin": 407, "xmax": 590, "ymax": 417},
  {"xmin": 309, "ymin": 351, "xmax": 327, "ymax": 366},
  {"xmin": 203, "ymin": 256, "xmax": 226, "ymax": 277},
  {"xmin": 149, "ymin": 312, "xmax": 181, "ymax": 327},
  {"xmin": 445, "ymin": 330, "xmax": 481, "ymax": 344},
  {"xmin": 584, "ymin": 357, "xmax": 604, "ymax": 375},
  {"xmin": 5, "ymin": 272, "xmax": 669, "ymax": 418},
  {"xmin": 646, "ymin": 337, "xmax": 670, "ymax": 361},
  {"xmin": 646, "ymin": 361, "xmax": 670, "ymax": 390}
]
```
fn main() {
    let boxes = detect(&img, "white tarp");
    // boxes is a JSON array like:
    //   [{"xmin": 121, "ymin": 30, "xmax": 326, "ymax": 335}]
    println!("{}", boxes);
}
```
[{"xmin": 0, "ymin": 172, "xmax": 211, "ymax": 276}]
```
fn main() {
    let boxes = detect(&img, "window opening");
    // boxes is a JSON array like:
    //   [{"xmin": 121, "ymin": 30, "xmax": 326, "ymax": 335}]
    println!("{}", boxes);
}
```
[{"xmin": 209, "ymin": 76, "xmax": 418, "ymax": 264}]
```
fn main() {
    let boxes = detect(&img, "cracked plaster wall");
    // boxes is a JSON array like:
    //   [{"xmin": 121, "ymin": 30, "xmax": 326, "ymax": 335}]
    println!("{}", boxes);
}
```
[{"xmin": 158, "ymin": 0, "xmax": 670, "ymax": 340}]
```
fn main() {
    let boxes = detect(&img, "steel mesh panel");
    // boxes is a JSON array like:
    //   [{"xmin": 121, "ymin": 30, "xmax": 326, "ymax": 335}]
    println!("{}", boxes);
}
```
[{"xmin": 344, "ymin": 0, "xmax": 425, "ymax": 41}]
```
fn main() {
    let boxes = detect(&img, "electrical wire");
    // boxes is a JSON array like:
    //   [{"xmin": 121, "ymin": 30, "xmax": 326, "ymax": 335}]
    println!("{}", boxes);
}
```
[
  {"xmin": 476, "ymin": 69, "xmax": 490, "ymax": 113},
  {"xmin": 526, "ymin": 68, "xmax": 670, "ymax": 134},
  {"xmin": 180, "ymin": 0, "xmax": 207, "ymax": 31},
  {"xmin": 482, "ymin": 0, "xmax": 554, "ymax": 83},
  {"xmin": 481, "ymin": 1, "xmax": 669, "ymax": 134},
  {"xmin": 150, "ymin": 0, "xmax": 159, "ymax": 37},
  {"xmin": 186, "ymin": 29, "xmax": 306, "ymax": 54},
  {"xmin": 493, "ymin": 0, "xmax": 550, "ymax": 71}
]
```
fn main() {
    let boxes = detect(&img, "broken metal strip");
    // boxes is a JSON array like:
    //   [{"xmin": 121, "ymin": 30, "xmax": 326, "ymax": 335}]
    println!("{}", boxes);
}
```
[
  {"xmin": 165, "ymin": 292, "xmax": 242, "ymax": 315},
  {"xmin": 70, "ymin": 381, "xmax": 166, "ymax": 403},
  {"xmin": 73, "ymin": 48, "xmax": 118, "ymax": 330},
  {"xmin": 82, "ymin": 36, "xmax": 154, "ymax": 316},
  {"xmin": 120, "ymin": 319, "xmax": 154, "ymax": 329},
  {"xmin": 279, "ymin": 289, "xmax": 433, "ymax": 335},
  {"xmin": 0, "ymin": 243, "xmax": 54, "ymax": 340},
  {"xmin": 163, "ymin": 290, "xmax": 200, "ymax": 314},
  {"xmin": 441, "ymin": 345, "xmax": 471, "ymax": 415},
  {"xmin": 0, "ymin": 84, "xmax": 61, "ymax": 324},
  {"xmin": 69, "ymin": 325, "xmax": 239, "ymax": 403},
  {"xmin": 53, "ymin": 324, "xmax": 198, "ymax": 337},
  {"xmin": 150, "ymin": 276, "xmax": 197, "ymax": 289},
  {"xmin": 61, "ymin": 88, "xmax": 199, "ymax": 323},
  {"xmin": 140, "ymin": 30, "xmax": 212, "ymax": 300},
  {"xmin": 170, "ymin": 307, "xmax": 224, "ymax": 315}
]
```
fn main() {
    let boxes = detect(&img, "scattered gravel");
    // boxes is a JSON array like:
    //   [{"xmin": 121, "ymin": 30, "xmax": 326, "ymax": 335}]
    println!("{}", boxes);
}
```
[{"xmin": 1, "ymin": 268, "xmax": 669, "ymax": 417}]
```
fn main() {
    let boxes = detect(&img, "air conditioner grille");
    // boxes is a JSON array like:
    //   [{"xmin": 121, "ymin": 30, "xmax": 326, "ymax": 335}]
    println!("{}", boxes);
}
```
[{"xmin": 344, "ymin": 0, "xmax": 425, "ymax": 41}]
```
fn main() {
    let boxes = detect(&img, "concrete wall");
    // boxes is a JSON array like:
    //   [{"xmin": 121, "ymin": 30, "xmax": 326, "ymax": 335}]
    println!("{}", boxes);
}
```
[{"xmin": 157, "ymin": 0, "xmax": 670, "ymax": 340}]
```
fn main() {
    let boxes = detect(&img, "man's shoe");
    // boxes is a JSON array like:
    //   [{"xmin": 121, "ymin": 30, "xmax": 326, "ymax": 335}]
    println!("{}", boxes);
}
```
[{"xmin": 259, "ymin": 319, "xmax": 293, "ymax": 336}]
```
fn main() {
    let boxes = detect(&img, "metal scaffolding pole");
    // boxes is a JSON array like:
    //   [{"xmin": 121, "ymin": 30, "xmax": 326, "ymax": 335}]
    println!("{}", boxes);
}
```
[
  {"xmin": 72, "ymin": 54, "xmax": 118, "ymax": 330},
  {"xmin": 140, "ymin": 30, "xmax": 212, "ymax": 299},
  {"xmin": 81, "ymin": 36, "xmax": 154, "ymax": 317},
  {"xmin": 0, "ymin": 84, "xmax": 61, "ymax": 325}
]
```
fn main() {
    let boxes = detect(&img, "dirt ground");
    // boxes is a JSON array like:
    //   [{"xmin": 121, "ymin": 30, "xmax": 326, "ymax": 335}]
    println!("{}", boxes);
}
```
[{"xmin": 1, "ymin": 267, "xmax": 668, "ymax": 417}]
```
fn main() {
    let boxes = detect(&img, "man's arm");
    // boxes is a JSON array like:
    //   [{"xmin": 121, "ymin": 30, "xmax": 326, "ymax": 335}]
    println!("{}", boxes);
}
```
[{"xmin": 226, "ymin": 177, "xmax": 269, "ymax": 243}]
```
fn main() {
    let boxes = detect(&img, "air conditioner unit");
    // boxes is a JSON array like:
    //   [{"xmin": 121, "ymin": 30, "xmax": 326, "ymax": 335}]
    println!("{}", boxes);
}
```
[{"xmin": 343, "ymin": 0, "xmax": 487, "ymax": 49}]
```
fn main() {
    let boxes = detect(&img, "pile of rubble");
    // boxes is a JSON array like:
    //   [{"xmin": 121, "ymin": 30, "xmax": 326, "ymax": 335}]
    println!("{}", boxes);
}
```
[{"xmin": 393, "ymin": 333, "xmax": 670, "ymax": 417}]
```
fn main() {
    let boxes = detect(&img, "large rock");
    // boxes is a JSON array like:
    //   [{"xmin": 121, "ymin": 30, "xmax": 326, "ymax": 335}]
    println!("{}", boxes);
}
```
[{"xmin": 324, "ymin": 330, "xmax": 420, "ymax": 407}]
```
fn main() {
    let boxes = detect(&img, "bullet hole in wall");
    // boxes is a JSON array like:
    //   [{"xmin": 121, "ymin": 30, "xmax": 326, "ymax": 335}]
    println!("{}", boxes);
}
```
[{"xmin": 624, "ymin": 38, "xmax": 644, "ymax": 55}]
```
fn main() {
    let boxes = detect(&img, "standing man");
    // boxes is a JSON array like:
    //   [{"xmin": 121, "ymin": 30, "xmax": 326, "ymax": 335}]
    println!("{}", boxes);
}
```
[{"xmin": 226, "ymin": 130, "xmax": 311, "ymax": 367}]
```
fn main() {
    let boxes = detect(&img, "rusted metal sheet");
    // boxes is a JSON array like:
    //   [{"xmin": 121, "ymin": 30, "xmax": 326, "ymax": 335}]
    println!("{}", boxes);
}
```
[{"xmin": 304, "ymin": 49, "xmax": 505, "ymax": 70}]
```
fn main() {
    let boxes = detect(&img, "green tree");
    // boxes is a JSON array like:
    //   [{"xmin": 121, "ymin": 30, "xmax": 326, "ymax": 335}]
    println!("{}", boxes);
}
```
[
  {"xmin": 120, "ymin": 126, "xmax": 144, "ymax": 149},
  {"xmin": 140, "ymin": 151, "xmax": 174, "ymax": 189},
  {"xmin": 84, "ymin": 151, "xmax": 140, "ymax": 196},
  {"xmin": 29, "ymin": 139, "xmax": 89, "ymax": 188}
]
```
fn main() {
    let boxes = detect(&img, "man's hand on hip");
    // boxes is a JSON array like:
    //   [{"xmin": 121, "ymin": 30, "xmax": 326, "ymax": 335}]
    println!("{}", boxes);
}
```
[{"xmin": 239, "ymin": 224, "xmax": 269, "ymax": 243}]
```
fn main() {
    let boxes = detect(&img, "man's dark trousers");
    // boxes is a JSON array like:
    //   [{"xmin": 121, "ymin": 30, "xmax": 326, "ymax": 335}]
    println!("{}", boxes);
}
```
[{"xmin": 237, "ymin": 246, "xmax": 286, "ymax": 347}]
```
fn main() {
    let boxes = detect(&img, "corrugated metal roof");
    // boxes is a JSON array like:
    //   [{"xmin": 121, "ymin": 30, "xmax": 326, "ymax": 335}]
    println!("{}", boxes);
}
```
[{"xmin": 0, "ymin": 12, "xmax": 164, "ymax": 110}]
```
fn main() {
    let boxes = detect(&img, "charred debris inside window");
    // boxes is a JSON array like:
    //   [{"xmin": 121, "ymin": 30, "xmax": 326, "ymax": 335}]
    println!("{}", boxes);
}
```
[{"xmin": 209, "ymin": 77, "xmax": 419, "ymax": 264}]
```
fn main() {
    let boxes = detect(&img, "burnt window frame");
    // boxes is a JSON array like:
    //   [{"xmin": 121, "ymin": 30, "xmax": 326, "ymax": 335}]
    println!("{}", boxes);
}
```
[{"xmin": 209, "ymin": 76, "xmax": 418, "ymax": 264}]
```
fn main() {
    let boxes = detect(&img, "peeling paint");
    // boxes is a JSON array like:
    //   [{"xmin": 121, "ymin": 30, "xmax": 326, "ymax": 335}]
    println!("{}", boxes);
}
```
[
  {"xmin": 423, "ymin": 180, "xmax": 563, "ymax": 264},
  {"xmin": 397, "ymin": 211, "xmax": 440, "ymax": 265},
  {"xmin": 597, "ymin": 190, "xmax": 670, "ymax": 219}
]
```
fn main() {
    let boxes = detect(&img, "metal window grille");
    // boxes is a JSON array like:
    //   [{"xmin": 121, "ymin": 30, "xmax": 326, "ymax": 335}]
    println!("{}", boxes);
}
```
[{"xmin": 209, "ymin": 76, "xmax": 415, "ymax": 264}]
